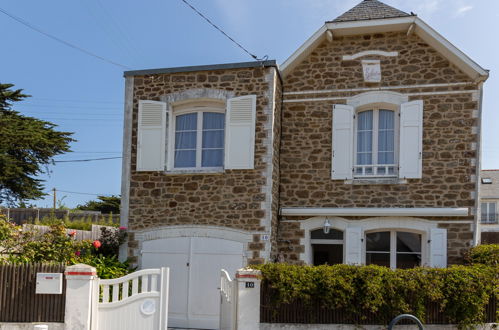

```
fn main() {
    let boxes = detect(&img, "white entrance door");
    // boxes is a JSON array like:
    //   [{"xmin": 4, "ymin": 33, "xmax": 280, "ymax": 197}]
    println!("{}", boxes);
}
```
[{"xmin": 142, "ymin": 236, "xmax": 244, "ymax": 329}]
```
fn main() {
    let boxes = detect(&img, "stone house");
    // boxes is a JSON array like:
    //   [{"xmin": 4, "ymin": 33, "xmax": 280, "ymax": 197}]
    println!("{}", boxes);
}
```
[
  {"xmin": 480, "ymin": 170, "xmax": 499, "ymax": 244},
  {"xmin": 120, "ymin": 0, "xmax": 488, "ymax": 328}
]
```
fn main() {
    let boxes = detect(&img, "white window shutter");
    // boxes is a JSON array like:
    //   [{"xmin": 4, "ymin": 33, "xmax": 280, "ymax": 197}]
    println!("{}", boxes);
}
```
[
  {"xmin": 429, "ymin": 228, "xmax": 447, "ymax": 268},
  {"xmin": 399, "ymin": 100, "xmax": 423, "ymax": 179},
  {"xmin": 137, "ymin": 100, "xmax": 166, "ymax": 171},
  {"xmin": 225, "ymin": 95, "xmax": 256, "ymax": 169},
  {"xmin": 344, "ymin": 227, "xmax": 363, "ymax": 265},
  {"xmin": 332, "ymin": 104, "xmax": 354, "ymax": 180}
]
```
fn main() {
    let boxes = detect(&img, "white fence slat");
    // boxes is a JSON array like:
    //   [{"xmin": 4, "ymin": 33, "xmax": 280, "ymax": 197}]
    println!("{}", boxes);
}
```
[
  {"xmin": 141, "ymin": 275, "xmax": 148, "ymax": 293},
  {"xmin": 112, "ymin": 284, "xmax": 119, "ymax": 302},
  {"xmin": 102, "ymin": 285, "xmax": 109, "ymax": 303},
  {"xmin": 122, "ymin": 281, "xmax": 129, "ymax": 299},
  {"xmin": 132, "ymin": 278, "xmax": 138, "ymax": 296},
  {"xmin": 151, "ymin": 275, "xmax": 157, "ymax": 292}
]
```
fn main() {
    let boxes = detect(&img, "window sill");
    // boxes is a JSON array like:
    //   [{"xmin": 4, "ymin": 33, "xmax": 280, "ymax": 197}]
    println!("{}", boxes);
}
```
[
  {"xmin": 345, "ymin": 178, "xmax": 408, "ymax": 185},
  {"xmin": 165, "ymin": 168, "xmax": 225, "ymax": 175}
]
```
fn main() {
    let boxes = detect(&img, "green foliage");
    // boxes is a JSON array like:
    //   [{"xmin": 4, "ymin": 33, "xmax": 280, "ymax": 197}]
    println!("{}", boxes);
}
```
[
  {"xmin": 76, "ymin": 195, "xmax": 121, "ymax": 214},
  {"xmin": 73, "ymin": 254, "xmax": 130, "ymax": 279},
  {"xmin": 468, "ymin": 244, "xmax": 499, "ymax": 266},
  {"xmin": 0, "ymin": 83, "xmax": 74, "ymax": 205},
  {"xmin": 255, "ymin": 263, "xmax": 498, "ymax": 327},
  {"xmin": 0, "ymin": 215, "xmax": 130, "ymax": 279}
]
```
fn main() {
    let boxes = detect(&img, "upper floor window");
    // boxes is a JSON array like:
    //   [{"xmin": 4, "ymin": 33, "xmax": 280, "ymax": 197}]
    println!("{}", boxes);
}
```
[
  {"xmin": 481, "ymin": 202, "xmax": 498, "ymax": 224},
  {"xmin": 331, "ymin": 93, "xmax": 423, "ymax": 181},
  {"xmin": 355, "ymin": 108, "xmax": 397, "ymax": 177},
  {"xmin": 135, "ymin": 94, "xmax": 257, "ymax": 172},
  {"xmin": 174, "ymin": 111, "xmax": 225, "ymax": 169},
  {"xmin": 366, "ymin": 230, "xmax": 422, "ymax": 269}
]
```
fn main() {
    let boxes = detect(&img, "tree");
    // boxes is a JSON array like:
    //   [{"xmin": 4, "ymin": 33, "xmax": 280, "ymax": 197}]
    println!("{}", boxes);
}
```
[
  {"xmin": 76, "ymin": 195, "xmax": 121, "ymax": 214},
  {"xmin": 0, "ymin": 83, "xmax": 74, "ymax": 205}
]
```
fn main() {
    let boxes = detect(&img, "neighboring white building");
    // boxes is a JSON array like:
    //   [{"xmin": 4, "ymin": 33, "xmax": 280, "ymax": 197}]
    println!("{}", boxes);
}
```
[{"xmin": 480, "ymin": 170, "xmax": 499, "ymax": 243}]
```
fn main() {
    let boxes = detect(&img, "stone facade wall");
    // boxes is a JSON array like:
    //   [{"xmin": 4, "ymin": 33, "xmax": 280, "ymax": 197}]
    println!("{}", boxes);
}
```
[
  {"xmin": 127, "ymin": 66, "xmax": 279, "ymax": 265},
  {"xmin": 284, "ymin": 32, "xmax": 471, "ymax": 92},
  {"xmin": 279, "ymin": 32, "xmax": 480, "ymax": 264}
]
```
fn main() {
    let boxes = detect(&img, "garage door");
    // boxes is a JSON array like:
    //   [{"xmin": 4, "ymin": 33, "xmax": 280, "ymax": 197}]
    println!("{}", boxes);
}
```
[{"xmin": 141, "ymin": 236, "xmax": 244, "ymax": 329}]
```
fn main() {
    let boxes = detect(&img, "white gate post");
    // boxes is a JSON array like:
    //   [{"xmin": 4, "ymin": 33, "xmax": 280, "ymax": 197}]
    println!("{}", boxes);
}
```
[
  {"xmin": 64, "ymin": 264, "xmax": 98, "ymax": 330},
  {"xmin": 235, "ymin": 269, "xmax": 261, "ymax": 330}
]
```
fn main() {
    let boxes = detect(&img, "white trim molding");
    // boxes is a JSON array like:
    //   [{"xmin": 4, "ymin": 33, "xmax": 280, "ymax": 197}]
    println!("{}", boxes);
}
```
[
  {"xmin": 347, "ymin": 91, "xmax": 408, "ymax": 108},
  {"xmin": 280, "ymin": 207, "xmax": 469, "ymax": 217},
  {"xmin": 283, "ymin": 89, "xmax": 479, "ymax": 104},
  {"xmin": 134, "ymin": 225, "xmax": 255, "ymax": 243},
  {"xmin": 119, "ymin": 76, "xmax": 134, "ymax": 262},
  {"xmin": 343, "ymin": 50, "xmax": 398, "ymax": 61},
  {"xmin": 283, "ymin": 82, "xmax": 476, "ymax": 96}
]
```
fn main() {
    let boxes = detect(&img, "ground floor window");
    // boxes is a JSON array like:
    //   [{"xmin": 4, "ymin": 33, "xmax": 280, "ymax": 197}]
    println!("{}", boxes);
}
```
[
  {"xmin": 311, "ymin": 228, "xmax": 343, "ymax": 266},
  {"xmin": 366, "ymin": 231, "xmax": 422, "ymax": 269}
]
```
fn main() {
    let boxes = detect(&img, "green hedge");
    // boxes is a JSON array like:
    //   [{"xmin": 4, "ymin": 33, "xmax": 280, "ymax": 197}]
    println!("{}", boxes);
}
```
[
  {"xmin": 468, "ymin": 244, "xmax": 499, "ymax": 266},
  {"xmin": 255, "ymin": 263, "xmax": 498, "ymax": 327}
]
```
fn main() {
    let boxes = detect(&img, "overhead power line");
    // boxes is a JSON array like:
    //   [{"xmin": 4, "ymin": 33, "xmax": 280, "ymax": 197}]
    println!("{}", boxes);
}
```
[
  {"xmin": 179, "ymin": 0, "xmax": 267, "ymax": 61},
  {"xmin": 0, "ymin": 6, "xmax": 131, "ymax": 70},
  {"xmin": 57, "ymin": 189, "xmax": 116, "ymax": 196},
  {"xmin": 54, "ymin": 156, "xmax": 122, "ymax": 163}
]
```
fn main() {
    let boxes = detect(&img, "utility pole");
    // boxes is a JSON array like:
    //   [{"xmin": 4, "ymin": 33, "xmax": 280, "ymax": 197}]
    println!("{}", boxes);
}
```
[{"xmin": 52, "ymin": 188, "xmax": 57, "ymax": 211}]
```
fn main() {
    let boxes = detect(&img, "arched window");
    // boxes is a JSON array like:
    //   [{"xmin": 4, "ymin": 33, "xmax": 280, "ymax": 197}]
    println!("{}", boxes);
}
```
[
  {"xmin": 366, "ymin": 230, "xmax": 422, "ymax": 269},
  {"xmin": 355, "ymin": 107, "xmax": 397, "ymax": 177},
  {"xmin": 173, "ymin": 101, "xmax": 225, "ymax": 170},
  {"xmin": 311, "ymin": 228, "xmax": 344, "ymax": 266}
]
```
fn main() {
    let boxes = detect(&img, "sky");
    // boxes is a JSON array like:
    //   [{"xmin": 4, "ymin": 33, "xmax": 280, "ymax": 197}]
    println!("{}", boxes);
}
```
[{"xmin": 1, "ymin": 0, "xmax": 498, "ymax": 208}]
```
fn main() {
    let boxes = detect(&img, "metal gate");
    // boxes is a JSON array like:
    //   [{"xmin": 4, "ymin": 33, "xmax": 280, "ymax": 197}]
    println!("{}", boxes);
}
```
[{"xmin": 94, "ymin": 268, "xmax": 169, "ymax": 330}]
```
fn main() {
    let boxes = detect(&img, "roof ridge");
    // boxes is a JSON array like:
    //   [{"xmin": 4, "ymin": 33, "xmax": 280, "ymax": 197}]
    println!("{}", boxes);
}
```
[{"xmin": 330, "ymin": 0, "xmax": 412, "ymax": 23}]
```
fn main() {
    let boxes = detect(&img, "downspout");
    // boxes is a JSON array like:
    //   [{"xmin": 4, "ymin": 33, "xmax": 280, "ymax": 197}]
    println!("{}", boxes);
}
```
[{"xmin": 473, "ymin": 81, "xmax": 485, "ymax": 246}]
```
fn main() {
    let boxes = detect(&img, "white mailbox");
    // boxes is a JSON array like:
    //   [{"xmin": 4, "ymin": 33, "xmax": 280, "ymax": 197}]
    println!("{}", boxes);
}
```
[{"xmin": 36, "ymin": 273, "xmax": 63, "ymax": 294}]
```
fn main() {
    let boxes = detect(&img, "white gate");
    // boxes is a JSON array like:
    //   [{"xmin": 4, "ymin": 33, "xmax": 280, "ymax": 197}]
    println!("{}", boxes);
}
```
[
  {"xmin": 219, "ymin": 269, "xmax": 236, "ymax": 330},
  {"xmin": 94, "ymin": 268, "xmax": 169, "ymax": 330}
]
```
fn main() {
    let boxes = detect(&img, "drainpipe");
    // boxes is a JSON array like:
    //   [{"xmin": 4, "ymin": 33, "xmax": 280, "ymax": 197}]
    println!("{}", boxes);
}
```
[{"xmin": 473, "ymin": 82, "xmax": 485, "ymax": 246}]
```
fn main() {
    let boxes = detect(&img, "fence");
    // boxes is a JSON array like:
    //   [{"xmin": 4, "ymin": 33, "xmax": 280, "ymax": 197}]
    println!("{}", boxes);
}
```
[
  {"xmin": 260, "ymin": 282, "xmax": 497, "ymax": 325},
  {"xmin": 1, "ymin": 208, "xmax": 120, "ymax": 226},
  {"xmin": 22, "ymin": 224, "xmax": 116, "ymax": 241},
  {"xmin": 0, "ymin": 263, "xmax": 66, "ymax": 323}
]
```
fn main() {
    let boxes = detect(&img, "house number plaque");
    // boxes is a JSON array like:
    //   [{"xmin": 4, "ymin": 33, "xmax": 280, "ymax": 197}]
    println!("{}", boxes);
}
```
[{"xmin": 245, "ymin": 282, "xmax": 255, "ymax": 288}]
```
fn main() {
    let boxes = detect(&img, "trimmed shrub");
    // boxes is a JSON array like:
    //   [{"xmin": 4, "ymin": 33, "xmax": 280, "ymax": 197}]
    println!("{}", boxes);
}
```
[
  {"xmin": 255, "ymin": 263, "xmax": 498, "ymax": 327},
  {"xmin": 468, "ymin": 244, "xmax": 499, "ymax": 266}
]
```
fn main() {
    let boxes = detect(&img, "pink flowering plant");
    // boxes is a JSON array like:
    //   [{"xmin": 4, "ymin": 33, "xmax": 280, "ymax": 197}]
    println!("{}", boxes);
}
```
[{"xmin": 0, "ymin": 215, "xmax": 129, "ymax": 278}]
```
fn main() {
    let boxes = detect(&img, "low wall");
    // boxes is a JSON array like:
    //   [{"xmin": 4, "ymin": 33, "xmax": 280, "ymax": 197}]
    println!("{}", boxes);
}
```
[
  {"xmin": 0, "ymin": 323, "xmax": 64, "ymax": 330},
  {"xmin": 260, "ymin": 324, "xmax": 497, "ymax": 330}
]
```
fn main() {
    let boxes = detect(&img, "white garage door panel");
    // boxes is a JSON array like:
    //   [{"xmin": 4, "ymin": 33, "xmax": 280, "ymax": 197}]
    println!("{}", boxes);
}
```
[
  {"xmin": 191, "ymin": 236, "xmax": 245, "ymax": 255},
  {"xmin": 143, "ymin": 236, "xmax": 190, "ymax": 253},
  {"xmin": 141, "ymin": 236, "xmax": 244, "ymax": 330}
]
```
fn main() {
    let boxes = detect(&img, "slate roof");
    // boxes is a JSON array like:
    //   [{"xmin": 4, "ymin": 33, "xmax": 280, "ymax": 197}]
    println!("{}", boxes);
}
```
[{"xmin": 330, "ymin": 0, "xmax": 412, "ymax": 23}]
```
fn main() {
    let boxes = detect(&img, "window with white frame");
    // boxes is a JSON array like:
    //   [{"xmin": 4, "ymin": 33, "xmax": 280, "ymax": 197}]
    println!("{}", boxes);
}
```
[
  {"xmin": 355, "ymin": 108, "xmax": 397, "ymax": 177},
  {"xmin": 310, "ymin": 228, "xmax": 344, "ymax": 266},
  {"xmin": 366, "ymin": 231, "xmax": 422, "ymax": 269},
  {"xmin": 173, "ymin": 108, "xmax": 225, "ymax": 170},
  {"xmin": 481, "ymin": 202, "xmax": 498, "ymax": 224},
  {"xmin": 331, "ymin": 94, "xmax": 423, "ymax": 181},
  {"xmin": 136, "ymin": 95, "xmax": 257, "ymax": 172}
]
